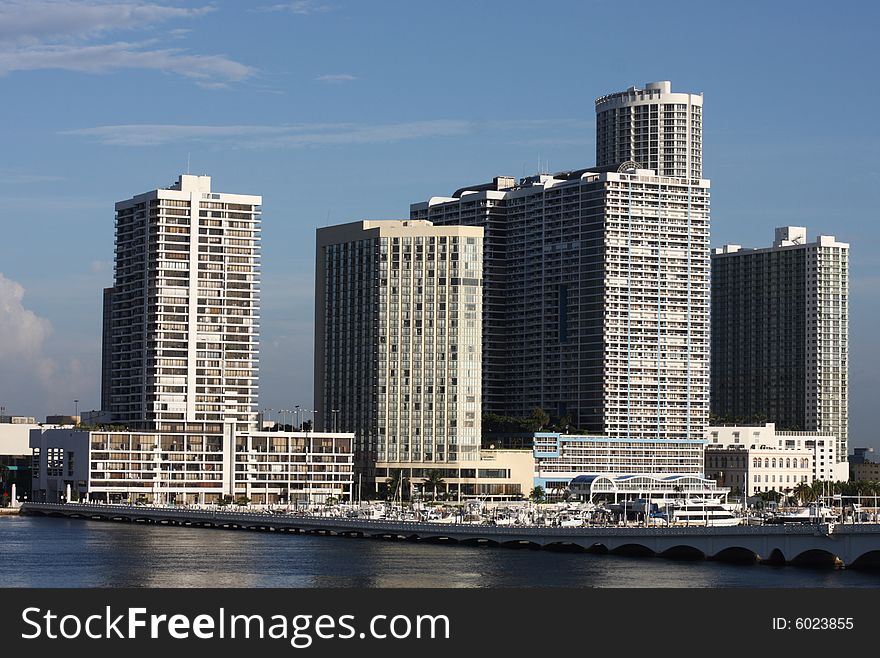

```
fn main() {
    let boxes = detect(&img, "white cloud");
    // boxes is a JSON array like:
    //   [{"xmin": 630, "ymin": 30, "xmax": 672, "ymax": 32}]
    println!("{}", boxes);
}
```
[
  {"xmin": 0, "ymin": 41, "xmax": 254, "ymax": 81},
  {"xmin": 259, "ymin": 1, "xmax": 330, "ymax": 15},
  {"xmin": 316, "ymin": 73, "xmax": 356, "ymax": 83},
  {"xmin": 89, "ymin": 260, "xmax": 112, "ymax": 273},
  {"xmin": 0, "ymin": 173, "xmax": 66, "ymax": 184},
  {"xmin": 0, "ymin": 273, "xmax": 52, "ymax": 359},
  {"xmin": 0, "ymin": 273, "xmax": 101, "ymax": 418},
  {"xmin": 0, "ymin": 1, "xmax": 212, "ymax": 44},
  {"xmin": 62, "ymin": 119, "xmax": 473, "ymax": 147},
  {"xmin": 0, "ymin": 1, "xmax": 254, "ymax": 85}
]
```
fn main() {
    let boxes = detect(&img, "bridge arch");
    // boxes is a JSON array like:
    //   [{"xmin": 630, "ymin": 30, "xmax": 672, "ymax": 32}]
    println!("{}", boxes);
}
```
[
  {"xmin": 712, "ymin": 546, "xmax": 759, "ymax": 564},
  {"xmin": 659, "ymin": 545, "xmax": 706, "ymax": 561},
  {"xmin": 501, "ymin": 539, "xmax": 541, "ymax": 550},
  {"xmin": 459, "ymin": 537, "xmax": 497, "ymax": 547},
  {"xmin": 610, "ymin": 543, "xmax": 655, "ymax": 558},
  {"xmin": 848, "ymin": 550, "xmax": 880, "ymax": 570},
  {"xmin": 545, "ymin": 541, "xmax": 587, "ymax": 553},
  {"xmin": 790, "ymin": 549, "xmax": 841, "ymax": 569}
]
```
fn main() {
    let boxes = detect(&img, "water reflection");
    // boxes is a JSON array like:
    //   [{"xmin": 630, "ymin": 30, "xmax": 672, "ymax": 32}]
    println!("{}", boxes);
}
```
[{"xmin": 3, "ymin": 517, "xmax": 880, "ymax": 588}]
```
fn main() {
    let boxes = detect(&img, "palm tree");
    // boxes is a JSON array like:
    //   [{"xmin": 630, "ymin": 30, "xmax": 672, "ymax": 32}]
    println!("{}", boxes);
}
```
[
  {"xmin": 424, "ymin": 470, "xmax": 445, "ymax": 502},
  {"xmin": 385, "ymin": 469, "xmax": 409, "ymax": 502},
  {"xmin": 793, "ymin": 482, "xmax": 813, "ymax": 505},
  {"xmin": 529, "ymin": 486, "xmax": 545, "ymax": 503}
]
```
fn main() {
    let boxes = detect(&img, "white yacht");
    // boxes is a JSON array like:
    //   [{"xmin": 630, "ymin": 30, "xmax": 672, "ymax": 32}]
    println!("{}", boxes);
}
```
[
  {"xmin": 765, "ymin": 503, "xmax": 838, "ymax": 524},
  {"xmin": 660, "ymin": 498, "xmax": 742, "ymax": 527}
]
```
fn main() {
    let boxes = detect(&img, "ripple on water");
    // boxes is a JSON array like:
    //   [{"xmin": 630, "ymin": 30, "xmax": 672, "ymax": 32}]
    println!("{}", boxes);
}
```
[{"xmin": 3, "ymin": 516, "xmax": 880, "ymax": 588}]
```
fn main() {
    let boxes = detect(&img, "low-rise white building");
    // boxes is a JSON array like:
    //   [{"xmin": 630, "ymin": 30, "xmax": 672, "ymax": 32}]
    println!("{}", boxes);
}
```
[
  {"xmin": 533, "ymin": 432, "xmax": 725, "ymax": 499},
  {"xmin": 705, "ymin": 423, "xmax": 848, "ymax": 496},
  {"xmin": 0, "ymin": 423, "xmax": 41, "ymax": 456},
  {"xmin": 30, "ymin": 424, "xmax": 354, "ymax": 505}
]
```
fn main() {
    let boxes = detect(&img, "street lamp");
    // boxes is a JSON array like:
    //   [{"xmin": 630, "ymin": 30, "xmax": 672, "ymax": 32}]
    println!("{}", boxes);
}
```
[{"xmin": 304, "ymin": 409, "xmax": 317, "ymax": 432}]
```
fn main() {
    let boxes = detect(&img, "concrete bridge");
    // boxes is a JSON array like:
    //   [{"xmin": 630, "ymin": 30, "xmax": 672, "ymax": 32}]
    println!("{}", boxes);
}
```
[{"xmin": 21, "ymin": 502, "xmax": 880, "ymax": 569}]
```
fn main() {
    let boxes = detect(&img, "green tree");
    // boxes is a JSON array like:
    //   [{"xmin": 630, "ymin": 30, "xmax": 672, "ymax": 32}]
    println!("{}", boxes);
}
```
[
  {"xmin": 424, "ymin": 470, "xmax": 445, "ymax": 501},
  {"xmin": 529, "ymin": 486, "xmax": 546, "ymax": 503},
  {"xmin": 385, "ymin": 470, "xmax": 410, "ymax": 502},
  {"xmin": 793, "ymin": 482, "xmax": 813, "ymax": 505},
  {"xmin": 530, "ymin": 407, "xmax": 550, "ymax": 431}
]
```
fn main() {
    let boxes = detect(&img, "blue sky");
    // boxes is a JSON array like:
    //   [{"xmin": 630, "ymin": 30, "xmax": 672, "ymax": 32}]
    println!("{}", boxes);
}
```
[{"xmin": 0, "ymin": 0, "xmax": 877, "ymax": 448}]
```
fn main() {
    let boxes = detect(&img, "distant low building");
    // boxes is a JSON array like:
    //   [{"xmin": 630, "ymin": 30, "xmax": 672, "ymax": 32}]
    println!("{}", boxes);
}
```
[
  {"xmin": 45, "ymin": 415, "xmax": 80, "ymax": 426},
  {"xmin": 849, "ymin": 448, "xmax": 880, "ymax": 481},
  {"xmin": 1, "ymin": 416, "xmax": 36, "ymax": 424},
  {"xmin": 79, "ymin": 410, "xmax": 112, "ymax": 426}
]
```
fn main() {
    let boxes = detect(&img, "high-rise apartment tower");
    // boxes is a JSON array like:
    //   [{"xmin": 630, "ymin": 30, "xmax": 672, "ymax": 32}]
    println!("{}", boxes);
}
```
[
  {"xmin": 314, "ymin": 220, "xmax": 483, "ymax": 474},
  {"xmin": 596, "ymin": 80, "xmax": 703, "ymax": 180},
  {"xmin": 711, "ymin": 227, "xmax": 849, "ymax": 462},
  {"xmin": 104, "ymin": 174, "xmax": 261, "ymax": 432},
  {"xmin": 412, "ymin": 166, "xmax": 710, "ymax": 442},
  {"xmin": 411, "ymin": 81, "xmax": 709, "ymax": 442}
]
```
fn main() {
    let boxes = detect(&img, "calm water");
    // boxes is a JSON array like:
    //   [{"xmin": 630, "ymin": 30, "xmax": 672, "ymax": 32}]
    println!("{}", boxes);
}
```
[{"xmin": 3, "ymin": 515, "xmax": 880, "ymax": 588}]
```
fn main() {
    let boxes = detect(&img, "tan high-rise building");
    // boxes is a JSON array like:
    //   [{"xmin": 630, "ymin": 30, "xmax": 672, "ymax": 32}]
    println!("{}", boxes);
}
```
[
  {"xmin": 105, "ymin": 174, "xmax": 261, "ymax": 432},
  {"xmin": 314, "ymin": 220, "xmax": 483, "ymax": 480}
]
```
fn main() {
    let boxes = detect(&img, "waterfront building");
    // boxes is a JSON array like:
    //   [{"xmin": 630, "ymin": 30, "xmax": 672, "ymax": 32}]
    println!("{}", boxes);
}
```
[
  {"xmin": 595, "ymin": 80, "xmax": 704, "ymax": 179},
  {"xmin": 705, "ymin": 423, "xmax": 847, "ymax": 496},
  {"xmin": 411, "ymin": 165, "xmax": 710, "ymax": 442},
  {"xmin": 705, "ymin": 447, "xmax": 812, "ymax": 497},
  {"xmin": 373, "ymin": 448, "xmax": 534, "ymax": 501},
  {"xmin": 104, "ymin": 174, "xmax": 261, "ymax": 433},
  {"xmin": 28, "ymin": 426, "xmax": 354, "ymax": 505},
  {"xmin": 235, "ymin": 430, "xmax": 354, "ymax": 505},
  {"xmin": 711, "ymin": 227, "xmax": 849, "ymax": 463},
  {"xmin": 532, "ymin": 432, "xmax": 717, "ymax": 498},
  {"xmin": 568, "ymin": 473, "xmax": 726, "ymax": 504},
  {"xmin": 314, "ymin": 220, "xmax": 484, "ymax": 487},
  {"xmin": 0, "ymin": 422, "xmax": 40, "ymax": 502}
]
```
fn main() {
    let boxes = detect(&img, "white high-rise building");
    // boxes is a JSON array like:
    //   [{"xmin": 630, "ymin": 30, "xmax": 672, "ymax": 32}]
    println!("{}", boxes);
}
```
[
  {"xmin": 411, "ymin": 81, "xmax": 710, "ymax": 443},
  {"xmin": 411, "ymin": 165, "xmax": 710, "ymax": 442},
  {"xmin": 711, "ymin": 228, "xmax": 849, "ymax": 462},
  {"xmin": 105, "ymin": 174, "xmax": 261, "ymax": 432},
  {"xmin": 596, "ymin": 80, "xmax": 704, "ymax": 180}
]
